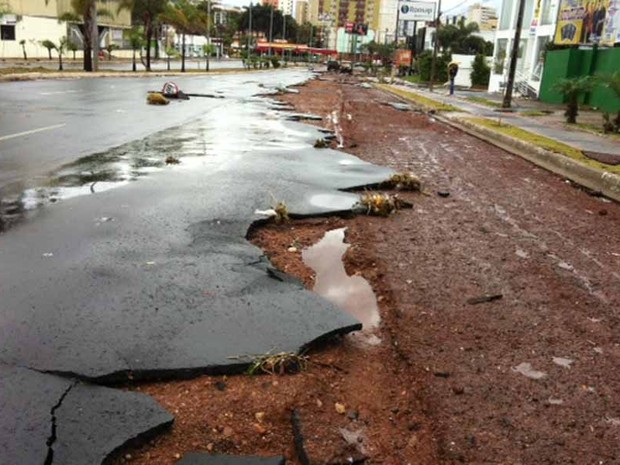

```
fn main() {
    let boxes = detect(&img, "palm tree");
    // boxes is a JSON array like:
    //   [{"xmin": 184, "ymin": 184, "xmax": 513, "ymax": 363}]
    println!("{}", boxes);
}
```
[
  {"xmin": 57, "ymin": 0, "xmax": 112, "ymax": 71},
  {"xmin": 160, "ymin": 0, "xmax": 206, "ymax": 72},
  {"xmin": 127, "ymin": 26, "xmax": 144, "ymax": 72},
  {"xmin": 57, "ymin": 36, "xmax": 68, "ymax": 70},
  {"xmin": 67, "ymin": 40, "xmax": 79, "ymax": 60},
  {"xmin": 554, "ymin": 76, "xmax": 593, "ymax": 124},
  {"xmin": 41, "ymin": 39, "xmax": 56, "ymax": 59},
  {"xmin": 117, "ymin": 0, "xmax": 167, "ymax": 71}
]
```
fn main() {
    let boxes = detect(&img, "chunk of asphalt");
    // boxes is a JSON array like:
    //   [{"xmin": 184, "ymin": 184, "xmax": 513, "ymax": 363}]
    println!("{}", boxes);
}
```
[
  {"xmin": 0, "ymin": 364, "xmax": 173, "ymax": 465},
  {"xmin": 177, "ymin": 454, "xmax": 285, "ymax": 465},
  {"xmin": 466, "ymin": 294, "xmax": 503, "ymax": 305}
]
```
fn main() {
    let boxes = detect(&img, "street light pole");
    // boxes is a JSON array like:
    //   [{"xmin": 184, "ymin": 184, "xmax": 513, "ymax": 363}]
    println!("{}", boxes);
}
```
[
  {"xmin": 206, "ymin": 0, "xmax": 211, "ymax": 71},
  {"xmin": 247, "ymin": 2, "xmax": 253, "ymax": 60},
  {"xmin": 429, "ymin": 0, "xmax": 442, "ymax": 92},
  {"xmin": 502, "ymin": 0, "xmax": 527, "ymax": 108}
]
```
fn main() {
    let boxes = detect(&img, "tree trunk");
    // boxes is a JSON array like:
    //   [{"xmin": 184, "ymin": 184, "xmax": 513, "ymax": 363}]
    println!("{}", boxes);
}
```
[
  {"xmin": 90, "ymin": 1, "xmax": 99, "ymax": 71},
  {"xmin": 22, "ymin": 46, "xmax": 27, "ymax": 60},
  {"xmin": 181, "ymin": 33, "xmax": 186, "ymax": 72},
  {"xmin": 566, "ymin": 96, "xmax": 578, "ymax": 124},
  {"xmin": 132, "ymin": 50, "xmax": 137, "ymax": 71},
  {"xmin": 47, "ymin": 49, "xmax": 52, "ymax": 60},
  {"xmin": 84, "ymin": 45, "xmax": 93, "ymax": 71},
  {"xmin": 59, "ymin": 54, "xmax": 63, "ymax": 71},
  {"xmin": 145, "ymin": 18, "xmax": 152, "ymax": 71}
]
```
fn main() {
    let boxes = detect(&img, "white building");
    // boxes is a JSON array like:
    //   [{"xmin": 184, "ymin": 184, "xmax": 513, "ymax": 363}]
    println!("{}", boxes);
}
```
[
  {"xmin": 466, "ymin": 2, "xmax": 498, "ymax": 31},
  {"xmin": 377, "ymin": 0, "xmax": 398, "ymax": 43},
  {"xmin": 488, "ymin": 0, "xmax": 560, "ymax": 96}
]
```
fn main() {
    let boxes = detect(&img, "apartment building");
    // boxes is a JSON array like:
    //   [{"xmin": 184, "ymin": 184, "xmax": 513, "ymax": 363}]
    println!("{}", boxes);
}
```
[
  {"xmin": 295, "ymin": 0, "xmax": 309, "ymax": 24},
  {"xmin": 308, "ymin": 0, "xmax": 380, "ymax": 49},
  {"xmin": 0, "ymin": 0, "xmax": 130, "ymax": 58},
  {"xmin": 466, "ymin": 2, "xmax": 498, "ymax": 31}
]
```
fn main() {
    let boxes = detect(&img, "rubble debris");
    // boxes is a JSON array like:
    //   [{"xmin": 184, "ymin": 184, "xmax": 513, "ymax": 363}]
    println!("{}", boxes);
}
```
[
  {"xmin": 466, "ymin": 294, "xmax": 503, "ymax": 305},
  {"xmin": 147, "ymin": 92, "xmax": 169, "ymax": 106}
]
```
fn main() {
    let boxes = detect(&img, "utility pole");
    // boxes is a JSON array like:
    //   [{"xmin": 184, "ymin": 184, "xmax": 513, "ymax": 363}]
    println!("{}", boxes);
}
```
[
  {"xmin": 206, "ymin": 0, "xmax": 211, "ymax": 71},
  {"xmin": 428, "ymin": 0, "xmax": 441, "ymax": 91},
  {"xmin": 502, "ymin": 0, "xmax": 526, "ymax": 108},
  {"xmin": 269, "ymin": 5, "xmax": 274, "ymax": 56},
  {"xmin": 395, "ymin": 3, "xmax": 401, "ymax": 44}
]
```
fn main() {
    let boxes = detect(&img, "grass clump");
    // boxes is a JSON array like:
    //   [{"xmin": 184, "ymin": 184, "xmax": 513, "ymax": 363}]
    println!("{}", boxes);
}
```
[
  {"xmin": 165, "ymin": 155, "xmax": 180, "ymax": 164},
  {"xmin": 273, "ymin": 201, "xmax": 289, "ymax": 223},
  {"xmin": 377, "ymin": 84, "xmax": 460, "ymax": 112},
  {"xmin": 466, "ymin": 96, "xmax": 501, "ymax": 108},
  {"xmin": 384, "ymin": 172, "xmax": 422, "ymax": 191},
  {"xmin": 314, "ymin": 138, "xmax": 328, "ymax": 148},
  {"xmin": 521, "ymin": 110, "xmax": 548, "ymax": 117},
  {"xmin": 465, "ymin": 117, "xmax": 620, "ymax": 174},
  {"xmin": 147, "ymin": 92, "xmax": 169, "ymax": 105},
  {"xmin": 357, "ymin": 192, "xmax": 408, "ymax": 216},
  {"xmin": 247, "ymin": 352, "xmax": 308, "ymax": 375}
]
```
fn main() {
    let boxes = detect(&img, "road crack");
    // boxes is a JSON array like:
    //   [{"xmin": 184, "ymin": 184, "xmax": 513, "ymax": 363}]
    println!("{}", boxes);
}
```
[{"xmin": 44, "ymin": 380, "xmax": 77, "ymax": 465}]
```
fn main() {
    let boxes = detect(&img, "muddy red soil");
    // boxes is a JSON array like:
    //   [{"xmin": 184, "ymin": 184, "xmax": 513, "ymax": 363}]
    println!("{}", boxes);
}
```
[{"xmin": 114, "ymin": 74, "xmax": 620, "ymax": 465}]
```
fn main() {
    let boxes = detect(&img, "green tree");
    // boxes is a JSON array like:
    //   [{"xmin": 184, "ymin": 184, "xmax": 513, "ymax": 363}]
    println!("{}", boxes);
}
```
[
  {"xmin": 470, "ymin": 53, "xmax": 490, "ymax": 87},
  {"xmin": 40, "ymin": 39, "xmax": 56, "ymax": 59},
  {"xmin": 117, "ymin": 0, "xmax": 167, "ymax": 71},
  {"xmin": 19, "ymin": 39, "xmax": 27, "ymax": 60},
  {"xmin": 417, "ymin": 50, "xmax": 451, "ymax": 82},
  {"xmin": 160, "ymin": 0, "xmax": 207, "ymax": 72},
  {"xmin": 554, "ymin": 76, "xmax": 593, "ymax": 124},
  {"xmin": 126, "ymin": 26, "xmax": 144, "ymax": 71},
  {"xmin": 57, "ymin": 0, "xmax": 113, "ymax": 71},
  {"xmin": 436, "ymin": 18, "xmax": 492, "ymax": 55},
  {"xmin": 67, "ymin": 39, "xmax": 79, "ymax": 59},
  {"xmin": 56, "ymin": 36, "xmax": 68, "ymax": 70}
]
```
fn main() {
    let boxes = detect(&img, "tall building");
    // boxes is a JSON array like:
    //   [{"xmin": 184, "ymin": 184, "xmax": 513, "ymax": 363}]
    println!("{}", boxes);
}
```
[
  {"xmin": 295, "ymin": 0, "xmax": 310, "ymax": 24},
  {"xmin": 466, "ymin": 2, "xmax": 498, "ymax": 31},
  {"xmin": 262, "ymin": 0, "xmax": 279, "ymax": 8},
  {"xmin": 281, "ymin": 0, "xmax": 294, "ymax": 15}
]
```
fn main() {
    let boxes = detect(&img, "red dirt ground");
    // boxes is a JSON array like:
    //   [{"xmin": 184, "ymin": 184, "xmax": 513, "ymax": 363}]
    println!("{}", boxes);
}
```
[{"xmin": 114, "ymin": 74, "xmax": 620, "ymax": 465}]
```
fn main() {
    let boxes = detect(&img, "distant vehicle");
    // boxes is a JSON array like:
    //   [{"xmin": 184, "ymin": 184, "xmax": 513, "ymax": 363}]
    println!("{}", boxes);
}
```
[
  {"xmin": 340, "ymin": 61, "xmax": 352, "ymax": 74},
  {"xmin": 327, "ymin": 60, "xmax": 340, "ymax": 72}
]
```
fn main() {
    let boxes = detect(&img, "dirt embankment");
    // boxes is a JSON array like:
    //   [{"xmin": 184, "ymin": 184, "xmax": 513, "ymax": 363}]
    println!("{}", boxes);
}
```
[{"xmin": 115, "ymin": 74, "xmax": 620, "ymax": 465}]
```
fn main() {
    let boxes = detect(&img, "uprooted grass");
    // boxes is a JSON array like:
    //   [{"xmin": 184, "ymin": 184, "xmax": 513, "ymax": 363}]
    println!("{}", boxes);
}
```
[
  {"xmin": 147, "ymin": 92, "xmax": 169, "ymax": 105},
  {"xmin": 228, "ymin": 352, "xmax": 309, "ymax": 375},
  {"xmin": 357, "ymin": 192, "xmax": 410, "ymax": 217},
  {"xmin": 382, "ymin": 172, "xmax": 422, "ymax": 191},
  {"xmin": 377, "ymin": 84, "xmax": 460, "ymax": 112},
  {"xmin": 273, "ymin": 201, "xmax": 289, "ymax": 223},
  {"xmin": 165, "ymin": 156, "xmax": 180, "ymax": 164},
  {"xmin": 465, "ymin": 117, "xmax": 620, "ymax": 174}
]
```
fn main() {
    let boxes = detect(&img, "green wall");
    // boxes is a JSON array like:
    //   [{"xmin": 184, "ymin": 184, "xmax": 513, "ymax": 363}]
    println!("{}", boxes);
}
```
[{"xmin": 539, "ymin": 47, "xmax": 620, "ymax": 113}]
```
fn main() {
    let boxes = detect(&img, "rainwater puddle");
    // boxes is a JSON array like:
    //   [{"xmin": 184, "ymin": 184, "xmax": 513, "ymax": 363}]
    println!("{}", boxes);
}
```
[{"xmin": 302, "ymin": 228, "xmax": 380, "ymax": 329}]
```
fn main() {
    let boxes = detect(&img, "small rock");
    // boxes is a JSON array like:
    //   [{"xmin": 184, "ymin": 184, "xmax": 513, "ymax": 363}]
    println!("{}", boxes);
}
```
[
  {"xmin": 174, "ymin": 453, "xmax": 181, "ymax": 459},
  {"xmin": 316, "ymin": 399, "xmax": 323, "ymax": 408},
  {"xmin": 253, "ymin": 423, "xmax": 268, "ymax": 435},
  {"xmin": 215, "ymin": 381, "xmax": 227, "ymax": 391},
  {"xmin": 437, "ymin": 191, "xmax": 450, "ymax": 198},
  {"xmin": 335, "ymin": 402, "xmax": 346, "ymax": 414},
  {"xmin": 255, "ymin": 411, "xmax": 265, "ymax": 422},
  {"xmin": 452, "ymin": 386, "xmax": 465, "ymax": 395},
  {"xmin": 124, "ymin": 454, "xmax": 132, "ymax": 460},
  {"xmin": 434, "ymin": 371, "xmax": 450, "ymax": 378},
  {"xmin": 206, "ymin": 443, "xmax": 214, "ymax": 452},
  {"xmin": 347, "ymin": 410, "xmax": 359, "ymax": 420},
  {"xmin": 599, "ymin": 209, "xmax": 608, "ymax": 216},
  {"xmin": 287, "ymin": 246, "xmax": 298, "ymax": 253},
  {"xmin": 223, "ymin": 426, "xmax": 234, "ymax": 437}
]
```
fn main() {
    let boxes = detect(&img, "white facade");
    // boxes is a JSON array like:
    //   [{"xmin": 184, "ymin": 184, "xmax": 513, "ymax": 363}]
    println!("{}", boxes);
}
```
[
  {"xmin": 0, "ymin": 15, "xmax": 68, "ymax": 58},
  {"xmin": 377, "ymin": 0, "xmax": 398, "ymax": 43},
  {"xmin": 281, "ymin": 0, "xmax": 294, "ymax": 15},
  {"xmin": 466, "ymin": 3, "xmax": 498, "ymax": 30},
  {"xmin": 488, "ymin": 0, "xmax": 560, "ymax": 95}
]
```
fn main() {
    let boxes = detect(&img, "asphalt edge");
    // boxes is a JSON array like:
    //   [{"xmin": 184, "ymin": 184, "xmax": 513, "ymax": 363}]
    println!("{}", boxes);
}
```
[{"xmin": 377, "ymin": 84, "xmax": 620, "ymax": 203}]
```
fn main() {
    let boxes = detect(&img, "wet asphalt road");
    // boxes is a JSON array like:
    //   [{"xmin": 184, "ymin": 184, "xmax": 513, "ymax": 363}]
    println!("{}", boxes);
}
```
[
  {"xmin": 0, "ymin": 69, "xmax": 394, "ymax": 464},
  {"xmin": 0, "ymin": 69, "xmax": 266, "ymax": 193}
]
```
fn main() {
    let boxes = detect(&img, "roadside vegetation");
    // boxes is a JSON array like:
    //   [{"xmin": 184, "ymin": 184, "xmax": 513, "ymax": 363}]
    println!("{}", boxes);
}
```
[{"xmin": 378, "ymin": 84, "xmax": 460, "ymax": 112}]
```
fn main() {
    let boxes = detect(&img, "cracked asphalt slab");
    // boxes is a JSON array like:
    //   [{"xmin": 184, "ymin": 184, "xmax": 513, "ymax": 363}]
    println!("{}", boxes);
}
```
[
  {"xmin": 0, "ymin": 364, "xmax": 173, "ymax": 465},
  {"xmin": 0, "ymin": 70, "xmax": 393, "ymax": 463}
]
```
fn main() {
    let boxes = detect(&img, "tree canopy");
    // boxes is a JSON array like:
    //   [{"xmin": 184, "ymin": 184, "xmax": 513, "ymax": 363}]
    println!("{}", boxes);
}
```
[{"xmin": 436, "ymin": 18, "xmax": 493, "ymax": 56}]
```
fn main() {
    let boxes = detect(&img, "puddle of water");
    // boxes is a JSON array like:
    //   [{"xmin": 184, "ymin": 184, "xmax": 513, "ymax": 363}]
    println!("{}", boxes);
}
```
[{"xmin": 302, "ymin": 228, "xmax": 380, "ymax": 328}]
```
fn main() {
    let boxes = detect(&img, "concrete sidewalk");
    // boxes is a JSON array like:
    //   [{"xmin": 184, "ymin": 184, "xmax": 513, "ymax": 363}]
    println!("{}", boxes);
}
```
[
  {"xmin": 380, "ymin": 80, "xmax": 620, "ymax": 202},
  {"xmin": 392, "ymin": 81, "xmax": 620, "ymax": 158}
]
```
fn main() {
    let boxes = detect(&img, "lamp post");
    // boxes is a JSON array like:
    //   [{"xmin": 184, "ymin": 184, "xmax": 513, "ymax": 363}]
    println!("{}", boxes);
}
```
[
  {"xmin": 429, "ymin": 0, "xmax": 442, "ymax": 92},
  {"xmin": 247, "ymin": 2, "xmax": 253, "ymax": 60},
  {"xmin": 206, "ymin": 0, "xmax": 211, "ymax": 71},
  {"xmin": 502, "ymin": 0, "xmax": 526, "ymax": 108},
  {"xmin": 269, "ymin": 5, "xmax": 274, "ymax": 56}
]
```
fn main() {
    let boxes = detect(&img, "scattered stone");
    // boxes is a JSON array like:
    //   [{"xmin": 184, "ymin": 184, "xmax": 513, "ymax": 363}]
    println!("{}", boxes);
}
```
[
  {"xmin": 548, "ymin": 397, "xmax": 564, "ymax": 405},
  {"xmin": 223, "ymin": 426, "xmax": 234, "ymax": 437},
  {"xmin": 335, "ymin": 402, "xmax": 346, "ymax": 414},
  {"xmin": 165, "ymin": 156, "xmax": 181, "ymax": 165},
  {"xmin": 437, "ymin": 191, "xmax": 450, "ymax": 198},
  {"xmin": 287, "ymin": 246, "xmax": 298, "ymax": 253},
  {"xmin": 512, "ymin": 362, "xmax": 546, "ymax": 380},
  {"xmin": 552, "ymin": 357, "xmax": 574, "ymax": 369},
  {"xmin": 599, "ymin": 209, "xmax": 608, "ymax": 216},
  {"xmin": 253, "ymin": 423, "xmax": 267, "ymax": 435},
  {"xmin": 434, "ymin": 371, "xmax": 450, "ymax": 378},
  {"xmin": 466, "ymin": 294, "xmax": 503, "ymax": 305},
  {"xmin": 452, "ymin": 386, "xmax": 465, "ymax": 395},
  {"xmin": 314, "ymin": 139, "xmax": 328, "ymax": 148},
  {"xmin": 255, "ymin": 412, "xmax": 265, "ymax": 422},
  {"xmin": 215, "ymin": 381, "xmax": 227, "ymax": 391}
]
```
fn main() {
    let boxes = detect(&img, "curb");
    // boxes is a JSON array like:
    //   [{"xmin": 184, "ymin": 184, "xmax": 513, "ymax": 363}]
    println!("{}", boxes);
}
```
[
  {"xmin": 441, "ymin": 115, "xmax": 620, "ymax": 203},
  {"xmin": 378, "ymin": 84, "xmax": 620, "ymax": 203}
]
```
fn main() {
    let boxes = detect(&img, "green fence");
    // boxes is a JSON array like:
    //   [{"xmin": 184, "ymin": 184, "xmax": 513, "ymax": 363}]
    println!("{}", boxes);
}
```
[{"xmin": 539, "ymin": 47, "xmax": 620, "ymax": 113}]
